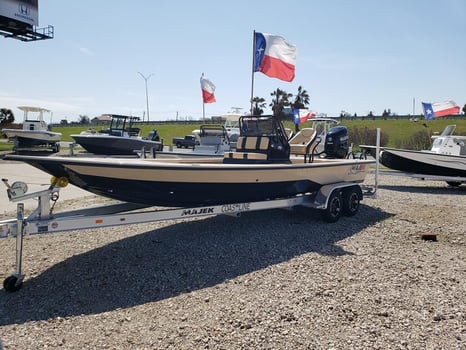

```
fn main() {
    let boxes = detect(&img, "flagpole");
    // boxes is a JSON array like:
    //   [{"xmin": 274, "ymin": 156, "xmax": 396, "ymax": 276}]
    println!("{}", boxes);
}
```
[
  {"xmin": 250, "ymin": 30, "xmax": 256, "ymax": 115},
  {"xmin": 201, "ymin": 73, "xmax": 205, "ymax": 122}
]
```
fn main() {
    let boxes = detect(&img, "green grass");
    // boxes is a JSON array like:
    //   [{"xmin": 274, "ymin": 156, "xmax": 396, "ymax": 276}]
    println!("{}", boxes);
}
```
[
  {"xmin": 1, "ymin": 117, "xmax": 465, "ymax": 152},
  {"xmin": 54, "ymin": 124, "xmax": 200, "ymax": 144},
  {"xmin": 285, "ymin": 117, "xmax": 466, "ymax": 148}
]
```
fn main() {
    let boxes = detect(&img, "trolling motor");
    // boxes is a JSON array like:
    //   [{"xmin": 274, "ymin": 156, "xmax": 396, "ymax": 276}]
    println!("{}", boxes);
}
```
[{"xmin": 323, "ymin": 126, "xmax": 349, "ymax": 158}]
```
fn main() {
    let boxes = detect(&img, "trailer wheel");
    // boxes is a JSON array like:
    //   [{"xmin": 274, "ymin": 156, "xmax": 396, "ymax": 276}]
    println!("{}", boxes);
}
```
[
  {"xmin": 3, "ymin": 275, "xmax": 22, "ymax": 292},
  {"xmin": 342, "ymin": 186, "xmax": 361, "ymax": 216},
  {"xmin": 446, "ymin": 181, "xmax": 461, "ymax": 187},
  {"xmin": 322, "ymin": 190, "xmax": 342, "ymax": 223}
]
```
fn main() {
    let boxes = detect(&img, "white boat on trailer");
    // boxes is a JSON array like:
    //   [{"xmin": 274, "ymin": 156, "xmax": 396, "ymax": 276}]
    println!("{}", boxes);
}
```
[
  {"xmin": 362, "ymin": 125, "xmax": 466, "ymax": 187},
  {"xmin": 0, "ymin": 115, "xmax": 378, "ymax": 292},
  {"xmin": 1, "ymin": 106, "xmax": 62, "ymax": 153}
]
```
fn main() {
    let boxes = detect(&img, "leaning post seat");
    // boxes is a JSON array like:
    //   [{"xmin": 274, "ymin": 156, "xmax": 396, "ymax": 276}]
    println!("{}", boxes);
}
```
[
  {"xmin": 288, "ymin": 128, "xmax": 318, "ymax": 162},
  {"xmin": 223, "ymin": 136, "xmax": 271, "ymax": 163}
]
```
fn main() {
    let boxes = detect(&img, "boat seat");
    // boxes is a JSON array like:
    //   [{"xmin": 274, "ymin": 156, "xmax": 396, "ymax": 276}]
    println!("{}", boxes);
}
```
[
  {"xmin": 223, "ymin": 136, "xmax": 271, "ymax": 163},
  {"xmin": 289, "ymin": 128, "xmax": 319, "ymax": 163},
  {"xmin": 236, "ymin": 136, "xmax": 270, "ymax": 151},
  {"xmin": 224, "ymin": 152, "xmax": 268, "ymax": 162}
]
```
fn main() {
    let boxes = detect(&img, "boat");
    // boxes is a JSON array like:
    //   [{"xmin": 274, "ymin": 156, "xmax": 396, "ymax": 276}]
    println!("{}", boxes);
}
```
[
  {"xmin": 71, "ymin": 114, "xmax": 163, "ymax": 156},
  {"xmin": 191, "ymin": 124, "xmax": 232, "ymax": 155},
  {"xmin": 144, "ymin": 124, "xmax": 232, "ymax": 159},
  {"xmin": 1, "ymin": 106, "xmax": 62, "ymax": 152},
  {"xmin": 306, "ymin": 117, "xmax": 341, "ymax": 154},
  {"xmin": 375, "ymin": 125, "xmax": 466, "ymax": 185},
  {"xmin": 192, "ymin": 110, "xmax": 241, "ymax": 147},
  {"xmin": 3, "ymin": 115, "xmax": 375, "ymax": 207}
]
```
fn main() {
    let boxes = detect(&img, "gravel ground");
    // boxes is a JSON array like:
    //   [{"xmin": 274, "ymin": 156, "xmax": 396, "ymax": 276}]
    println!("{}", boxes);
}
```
[{"xmin": 0, "ymin": 172, "xmax": 465, "ymax": 349}]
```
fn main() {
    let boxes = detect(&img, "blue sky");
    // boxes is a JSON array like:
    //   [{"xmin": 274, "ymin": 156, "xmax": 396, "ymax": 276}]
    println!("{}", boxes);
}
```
[{"xmin": 1, "ymin": 0, "xmax": 465, "ymax": 122}]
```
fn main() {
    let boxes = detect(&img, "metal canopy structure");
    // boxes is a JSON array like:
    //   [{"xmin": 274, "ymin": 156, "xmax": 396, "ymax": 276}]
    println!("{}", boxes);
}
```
[
  {"xmin": 0, "ymin": 0, "xmax": 53, "ymax": 42},
  {"xmin": 0, "ymin": 19, "xmax": 53, "ymax": 41}
]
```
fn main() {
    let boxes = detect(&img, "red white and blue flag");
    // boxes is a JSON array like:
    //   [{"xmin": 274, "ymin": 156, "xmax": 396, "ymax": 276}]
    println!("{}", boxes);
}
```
[
  {"xmin": 200, "ymin": 76, "xmax": 216, "ymax": 103},
  {"xmin": 254, "ymin": 32, "xmax": 297, "ymax": 82},
  {"xmin": 293, "ymin": 109, "xmax": 316, "ymax": 124},
  {"xmin": 422, "ymin": 100, "xmax": 460, "ymax": 119}
]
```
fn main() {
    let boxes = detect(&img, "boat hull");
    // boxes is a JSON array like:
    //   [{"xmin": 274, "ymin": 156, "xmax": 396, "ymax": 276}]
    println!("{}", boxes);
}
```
[
  {"xmin": 71, "ymin": 134, "xmax": 163, "ymax": 155},
  {"xmin": 2, "ymin": 129, "xmax": 62, "ymax": 147},
  {"xmin": 380, "ymin": 148, "xmax": 466, "ymax": 177},
  {"xmin": 4, "ymin": 155, "xmax": 374, "ymax": 207}
]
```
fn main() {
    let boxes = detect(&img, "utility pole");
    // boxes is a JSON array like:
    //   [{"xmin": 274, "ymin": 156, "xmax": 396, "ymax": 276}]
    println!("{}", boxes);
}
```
[{"xmin": 138, "ymin": 72, "xmax": 154, "ymax": 122}]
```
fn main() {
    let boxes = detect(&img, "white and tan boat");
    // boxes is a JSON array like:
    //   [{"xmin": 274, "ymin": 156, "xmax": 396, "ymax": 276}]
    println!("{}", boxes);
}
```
[{"xmin": 3, "ymin": 115, "xmax": 375, "ymax": 207}]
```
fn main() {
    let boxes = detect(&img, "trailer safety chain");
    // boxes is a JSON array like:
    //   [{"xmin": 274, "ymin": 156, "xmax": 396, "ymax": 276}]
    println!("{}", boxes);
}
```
[{"xmin": 50, "ymin": 191, "xmax": 59, "ymax": 214}]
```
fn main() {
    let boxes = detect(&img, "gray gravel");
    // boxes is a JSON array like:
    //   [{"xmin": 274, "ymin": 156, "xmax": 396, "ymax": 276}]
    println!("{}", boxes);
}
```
[{"xmin": 0, "ymin": 172, "xmax": 465, "ymax": 349}]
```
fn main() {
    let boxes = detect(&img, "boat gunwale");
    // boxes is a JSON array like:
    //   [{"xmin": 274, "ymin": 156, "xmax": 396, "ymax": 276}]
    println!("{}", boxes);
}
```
[{"xmin": 3, "ymin": 154, "xmax": 375, "ymax": 171}]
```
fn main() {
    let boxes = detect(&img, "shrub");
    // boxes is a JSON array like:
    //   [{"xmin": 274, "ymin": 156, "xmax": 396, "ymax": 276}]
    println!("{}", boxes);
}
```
[
  {"xmin": 396, "ymin": 129, "xmax": 432, "ymax": 150},
  {"xmin": 347, "ymin": 126, "xmax": 389, "ymax": 151}
]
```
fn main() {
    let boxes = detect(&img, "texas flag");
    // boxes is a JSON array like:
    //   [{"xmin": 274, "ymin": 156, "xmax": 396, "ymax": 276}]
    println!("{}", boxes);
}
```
[
  {"xmin": 422, "ymin": 100, "xmax": 460, "ymax": 119},
  {"xmin": 200, "ymin": 76, "xmax": 216, "ymax": 103},
  {"xmin": 254, "ymin": 32, "xmax": 297, "ymax": 82},
  {"xmin": 293, "ymin": 109, "xmax": 316, "ymax": 124}
]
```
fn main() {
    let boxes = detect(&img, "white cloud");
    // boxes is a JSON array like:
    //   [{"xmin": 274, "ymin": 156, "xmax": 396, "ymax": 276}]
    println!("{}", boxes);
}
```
[{"xmin": 79, "ymin": 47, "xmax": 95, "ymax": 56}]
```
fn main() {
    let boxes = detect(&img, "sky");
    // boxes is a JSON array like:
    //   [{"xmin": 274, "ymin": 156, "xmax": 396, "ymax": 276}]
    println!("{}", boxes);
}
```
[{"xmin": 1, "ymin": 0, "xmax": 465, "ymax": 123}]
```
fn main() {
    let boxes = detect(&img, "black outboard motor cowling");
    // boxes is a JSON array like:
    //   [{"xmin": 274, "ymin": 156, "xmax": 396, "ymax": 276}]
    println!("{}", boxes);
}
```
[{"xmin": 324, "ymin": 126, "xmax": 349, "ymax": 158}]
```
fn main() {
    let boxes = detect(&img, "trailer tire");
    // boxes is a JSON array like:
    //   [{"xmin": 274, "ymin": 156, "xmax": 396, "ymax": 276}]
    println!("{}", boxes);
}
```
[
  {"xmin": 322, "ymin": 190, "xmax": 342, "ymax": 223},
  {"xmin": 446, "ymin": 181, "xmax": 461, "ymax": 187},
  {"xmin": 342, "ymin": 186, "xmax": 361, "ymax": 216}
]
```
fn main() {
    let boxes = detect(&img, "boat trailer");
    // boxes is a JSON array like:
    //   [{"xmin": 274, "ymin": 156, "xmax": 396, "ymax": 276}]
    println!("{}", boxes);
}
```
[{"xmin": 0, "ymin": 174, "xmax": 378, "ymax": 292}]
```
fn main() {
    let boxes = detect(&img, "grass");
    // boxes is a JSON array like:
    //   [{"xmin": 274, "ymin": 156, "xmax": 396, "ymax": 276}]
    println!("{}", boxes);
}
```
[{"xmin": 1, "ymin": 117, "xmax": 465, "ymax": 152}]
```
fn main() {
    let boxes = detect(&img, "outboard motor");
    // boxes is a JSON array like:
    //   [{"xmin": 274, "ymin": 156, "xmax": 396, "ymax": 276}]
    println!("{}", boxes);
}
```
[
  {"xmin": 324, "ymin": 126, "xmax": 349, "ymax": 158},
  {"xmin": 148, "ymin": 130, "xmax": 160, "ymax": 141}
]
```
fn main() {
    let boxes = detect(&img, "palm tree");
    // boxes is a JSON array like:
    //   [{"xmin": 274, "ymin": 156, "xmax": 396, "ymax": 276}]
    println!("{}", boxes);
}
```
[
  {"xmin": 251, "ymin": 96, "xmax": 267, "ymax": 115},
  {"xmin": 291, "ymin": 86, "xmax": 310, "ymax": 131},
  {"xmin": 292, "ymin": 86, "xmax": 310, "ymax": 110},
  {"xmin": 0, "ymin": 108, "xmax": 15, "ymax": 125},
  {"xmin": 269, "ymin": 88, "xmax": 292, "ymax": 119}
]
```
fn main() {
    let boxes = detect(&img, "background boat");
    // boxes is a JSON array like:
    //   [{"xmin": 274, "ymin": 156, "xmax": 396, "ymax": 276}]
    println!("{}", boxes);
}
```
[
  {"xmin": 71, "ymin": 114, "xmax": 163, "ymax": 155},
  {"xmin": 379, "ymin": 125, "xmax": 466, "ymax": 178},
  {"xmin": 1, "ymin": 106, "xmax": 62, "ymax": 153}
]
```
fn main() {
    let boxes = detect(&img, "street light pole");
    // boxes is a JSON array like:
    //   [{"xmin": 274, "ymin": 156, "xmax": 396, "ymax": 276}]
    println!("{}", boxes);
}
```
[{"xmin": 138, "ymin": 72, "xmax": 154, "ymax": 122}]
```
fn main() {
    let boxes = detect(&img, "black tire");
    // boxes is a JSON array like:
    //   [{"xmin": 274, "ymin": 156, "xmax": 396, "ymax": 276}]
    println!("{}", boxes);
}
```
[
  {"xmin": 322, "ymin": 190, "xmax": 342, "ymax": 223},
  {"xmin": 3, "ymin": 275, "xmax": 22, "ymax": 292},
  {"xmin": 446, "ymin": 181, "xmax": 461, "ymax": 187},
  {"xmin": 342, "ymin": 186, "xmax": 361, "ymax": 216},
  {"xmin": 176, "ymin": 143, "xmax": 182, "ymax": 148}
]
